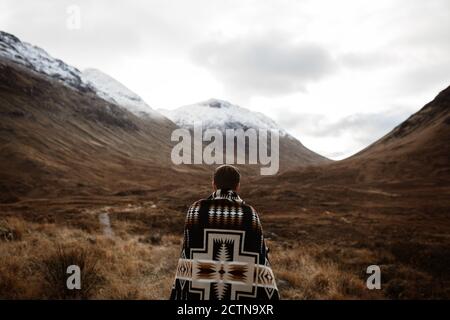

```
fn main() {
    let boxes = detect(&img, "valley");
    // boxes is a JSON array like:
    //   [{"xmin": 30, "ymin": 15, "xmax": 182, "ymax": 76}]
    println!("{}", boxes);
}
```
[
  {"xmin": 1, "ymin": 178, "xmax": 448, "ymax": 299},
  {"xmin": 0, "ymin": 31, "xmax": 449, "ymax": 300}
]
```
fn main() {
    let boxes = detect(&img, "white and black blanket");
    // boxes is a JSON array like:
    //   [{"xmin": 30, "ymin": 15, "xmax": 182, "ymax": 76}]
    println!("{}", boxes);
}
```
[{"xmin": 170, "ymin": 189, "xmax": 280, "ymax": 300}]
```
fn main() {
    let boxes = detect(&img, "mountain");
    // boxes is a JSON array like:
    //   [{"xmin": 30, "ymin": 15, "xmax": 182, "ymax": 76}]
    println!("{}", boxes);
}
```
[
  {"xmin": 349, "ymin": 85, "xmax": 450, "ymax": 181},
  {"xmin": 0, "ymin": 31, "xmax": 166, "ymax": 120},
  {"xmin": 0, "ymin": 31, "xmax": 207, "ymax": 203},
  {"xmin": 331, "ymin": 85, "xmax": 450, "ymax": 184},
  {"xmin": 159, "ymin": 98, "xmax": 284, "ymax": 132},
  {"xmin": 159, "ymin": 99, "xmax": 331, "ymax": 171},
  {"xmin": 0, "ymin": 31, "xmax": 90, "ymax": 91},
  {"xmin": 83, "ymin": 68, "xmax": 164, "ymax": 119},
  {"xmin": 248, "ymin": 86, "xmax": 450, "ymax": 212}
]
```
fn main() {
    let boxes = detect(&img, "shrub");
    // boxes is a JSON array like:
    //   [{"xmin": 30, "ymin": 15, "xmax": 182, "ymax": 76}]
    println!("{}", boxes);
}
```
[
  {"xmin": 0, "ymin": 218, "xmax": 24, "ymax": 241},
  {"xmin": 35, "ymin": 245, "xmax": 104, "ymax": 299}
]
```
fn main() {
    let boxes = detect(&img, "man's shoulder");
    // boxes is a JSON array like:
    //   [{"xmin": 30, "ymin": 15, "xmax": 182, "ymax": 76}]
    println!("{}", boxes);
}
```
[{"xmin": 188, "ymin": 199, "xmax": 203, "ymax": 208}]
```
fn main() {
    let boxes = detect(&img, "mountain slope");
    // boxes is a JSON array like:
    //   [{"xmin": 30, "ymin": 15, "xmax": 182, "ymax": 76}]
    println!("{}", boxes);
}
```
[
  {"xmin": 0, "ymin": 31, "xmax": 213, "ymax": 202},
  {"xmin": 0, "ymin": 57, "xmax": 196, "ymax": 202},
  {"xmin": 350, "ymin": 85, "xmax": 450, "ymax": 179},
  {"xmin": 160, "ymin": 99, "xmax": 331, "ymax": 171},
  {"xmin": 160, "ymin": 98, "xmax": 283, "ymax": 132},
  {"xmin": 83, "ymin": 68, "xmax": 164, "ymax": 119},
  {"xmin": 289, "ymin": 85, "xmax": 449, "ymax": 182},
  {"xmin": 0, "ymin": 31, "xmax": 90, "ymax": 91},
  {"xmin": 318, "ymin": 85, "xmax": 450, "ymax": 185},
  {"xmin": 244, "ymin": 85, "xmax": 450, "ymax": 215},
  {"xmin": 0, "ymin": 31, "xmax": 167, "ymax": 121}
]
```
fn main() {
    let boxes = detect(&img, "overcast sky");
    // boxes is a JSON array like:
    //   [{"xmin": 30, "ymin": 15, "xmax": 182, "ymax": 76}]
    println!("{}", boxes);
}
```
[{"xmin": 1, "ymin": 0, "xmax": 449, "ymax": 159}]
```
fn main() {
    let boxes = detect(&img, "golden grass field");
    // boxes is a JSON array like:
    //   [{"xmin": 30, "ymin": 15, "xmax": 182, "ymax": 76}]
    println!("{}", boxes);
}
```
[{"xmin": 1, "ymin": 187, "xmax": 448, "ymax": 300}]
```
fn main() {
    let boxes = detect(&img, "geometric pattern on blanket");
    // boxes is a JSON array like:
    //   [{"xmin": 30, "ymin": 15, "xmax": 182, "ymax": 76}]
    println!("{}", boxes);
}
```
[{"xmin": 170, "ymin": 190, "xmax": 280, "ymax": 300}]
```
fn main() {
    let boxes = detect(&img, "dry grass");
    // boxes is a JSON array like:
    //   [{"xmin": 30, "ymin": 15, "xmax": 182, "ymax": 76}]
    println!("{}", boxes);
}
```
[
  {"xmin": 35, "ymin": 245, "xmax": 104, "ymax": 299},
  {"xmin": 0, "ymin": 207, "xmax": 181, "ymax": 299},
  {"xmin": 0, "ymin": 197, "xmax": 449, "ymax": 299},
  {"xmin": 0, "ymin": 217, "xmax": 25, "ymax": 241},
  {"xmin": 270, "ymin": 242, "xmax": 381, "ymax": 299}
]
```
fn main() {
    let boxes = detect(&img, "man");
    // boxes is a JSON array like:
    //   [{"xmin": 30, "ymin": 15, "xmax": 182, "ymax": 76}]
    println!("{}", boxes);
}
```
[{"xmin": 170, "ymin": 165, "xmax": 279, "ymax": 300}]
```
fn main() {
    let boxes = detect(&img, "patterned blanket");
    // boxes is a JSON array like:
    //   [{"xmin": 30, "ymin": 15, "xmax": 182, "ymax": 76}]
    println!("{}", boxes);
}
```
[{"xmin": 170, "ymin": 189, "xmax": 280, "ymax": 300}]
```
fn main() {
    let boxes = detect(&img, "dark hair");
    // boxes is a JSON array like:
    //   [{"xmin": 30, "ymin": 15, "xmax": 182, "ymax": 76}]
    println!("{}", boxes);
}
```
[{"xmin": 213, "ymin": 165, "xmax": 240, "ymax": 190}]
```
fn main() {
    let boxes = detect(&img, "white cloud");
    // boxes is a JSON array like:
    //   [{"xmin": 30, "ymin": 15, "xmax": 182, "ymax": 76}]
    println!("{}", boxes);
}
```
[
  {"xmin": 272, "ymin": 108, "xmax": 413, "ymax": 159},
  {"xmin": 1, "ymin": 0, "xmax": 449, "ymax": 159},
  {"xmin": 191, "ymin": 33, "xmax": 336, "ymax": 97}
]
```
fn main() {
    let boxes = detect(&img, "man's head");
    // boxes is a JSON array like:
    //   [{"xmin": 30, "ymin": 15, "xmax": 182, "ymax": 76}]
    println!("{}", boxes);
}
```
[{"xmin": 213, "ymin": 165, "xmax": 241, "ymax": 191}]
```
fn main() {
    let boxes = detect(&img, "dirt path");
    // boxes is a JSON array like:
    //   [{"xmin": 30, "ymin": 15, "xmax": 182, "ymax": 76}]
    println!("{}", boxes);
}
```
[
  {"xmin": 87, "ymin": 202, "xmax": 157, "ymax": 238},
  {"xmin": 98, "ymin": 210, "xmax": 114, "ymax": 237}
]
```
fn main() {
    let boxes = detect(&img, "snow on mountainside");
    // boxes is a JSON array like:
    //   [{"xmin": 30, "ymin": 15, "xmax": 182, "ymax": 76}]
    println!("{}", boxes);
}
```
[
  {"xmin": 159, "ymin": 98, "xmax": 331, "ymax": 167},
  {"xmin": 0, "ymin": 31, "xmax": 90, "ymax": 91},
  {"xmin": 159, "ymin": 98, "xmax": 288, "ymax": 136},
  {"xmin": 0, "ymin": 31, "xmax": 163, "ymax": 119},
  {"xmin": 83, "ymin": 68, "xmax": 162, "ymax": 118}
]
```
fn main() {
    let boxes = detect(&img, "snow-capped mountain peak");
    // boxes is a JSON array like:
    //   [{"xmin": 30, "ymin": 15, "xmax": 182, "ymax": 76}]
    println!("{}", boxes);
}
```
[
  {"xmin": 159, "ymin": 99, "xmax": 286, "ymax": 134},
  {"xmin": 199, "ymin": 98, "xmax": 233, "ymax": 109},
  {"xmin": 82, "ymin": 68, "xmax": 161, "ymax": 118},
  {"xmin": 0, "ymin": 31, "xmax": 90, "ymax": 91},
  {"xmin": 0, "ymin": 31, "xmax": 165, "ymax": 119}
]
